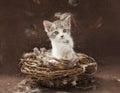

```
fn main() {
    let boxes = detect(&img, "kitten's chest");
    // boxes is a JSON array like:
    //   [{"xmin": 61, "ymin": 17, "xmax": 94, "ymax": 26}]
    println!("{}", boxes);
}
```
[
  {"xmin": 52, "ymin": 42, "xmax": 74, "ymax": 60},
  {"xmin": 53, "ymin": 42, "xmax": 72, "ymax": 56},
  {"xmin": 56, "ymin": 41, "xmax": 71, "ymax": 49}
]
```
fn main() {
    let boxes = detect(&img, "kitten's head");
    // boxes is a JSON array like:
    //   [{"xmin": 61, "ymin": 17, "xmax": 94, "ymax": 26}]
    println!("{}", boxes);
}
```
[{"xmin": 43, "ymin": 16, "xmax": 71, "ymax": 42}]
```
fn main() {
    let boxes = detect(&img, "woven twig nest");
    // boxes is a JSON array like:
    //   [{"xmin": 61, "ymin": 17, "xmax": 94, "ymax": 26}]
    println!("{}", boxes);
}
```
[{"xmin": 20, "ymin": 48, "xmax": 97, "ymax": 88}]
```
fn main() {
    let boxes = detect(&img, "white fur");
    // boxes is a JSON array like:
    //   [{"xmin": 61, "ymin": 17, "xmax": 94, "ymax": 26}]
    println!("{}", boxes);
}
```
[
  {"xmin": 51, "ymin": 33, "xmax": 75, "ymax": 60},
  {"xmin": 49, "ymin": 27, "xmax": 75, "ymax": 60},
  {"xmin": 43, "ymin": 15, "xmax": 76, "ymax": 60}
]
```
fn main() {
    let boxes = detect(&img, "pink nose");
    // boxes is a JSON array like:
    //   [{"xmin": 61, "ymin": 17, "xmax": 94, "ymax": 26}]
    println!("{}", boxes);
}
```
[{"xmin": 61, "ymin": 35, "xmax": 64, "ymax": 38}]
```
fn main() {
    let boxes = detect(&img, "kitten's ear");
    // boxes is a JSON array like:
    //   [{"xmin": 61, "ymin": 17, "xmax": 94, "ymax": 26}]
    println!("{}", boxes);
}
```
[
  {"xmin": 64, "ymin": 16, "xmax": 71, "ymax": 28},
  {"xmin": 43, "ymin": 20, "xmax": 53, "ymax": 32}
]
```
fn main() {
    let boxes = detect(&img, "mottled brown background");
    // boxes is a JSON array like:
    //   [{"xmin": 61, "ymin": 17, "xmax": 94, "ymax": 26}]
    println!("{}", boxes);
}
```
[{"xmin": 0, "ymin": 0, "xmax": 120, "ymax": 93}]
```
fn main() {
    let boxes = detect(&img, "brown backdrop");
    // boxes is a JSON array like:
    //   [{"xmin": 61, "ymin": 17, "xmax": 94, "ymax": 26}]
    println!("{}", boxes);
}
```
[{"xmin": 0, "ymin": 0, "xmax": 120, "ymax": 75}]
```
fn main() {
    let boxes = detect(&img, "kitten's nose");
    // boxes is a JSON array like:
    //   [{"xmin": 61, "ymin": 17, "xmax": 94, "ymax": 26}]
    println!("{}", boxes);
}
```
[{"xmin": 61, "ymin": 35, "xmax": 64, "ymax": 38}]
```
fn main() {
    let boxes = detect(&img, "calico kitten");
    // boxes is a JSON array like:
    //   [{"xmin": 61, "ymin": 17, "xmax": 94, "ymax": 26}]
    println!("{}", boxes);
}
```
[{"xmin": 43, "ymin": 15, "xmax": 76, "ymax": 60}]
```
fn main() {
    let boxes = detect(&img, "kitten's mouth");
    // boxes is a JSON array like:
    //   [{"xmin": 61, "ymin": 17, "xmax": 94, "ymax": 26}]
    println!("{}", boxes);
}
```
[
  {"xmin": 59, "ymin": 36, "xmax": 63, "ymax": 39},
  {"xmin": 63, "ymin": 40, "xmax": 69, "ymax": 44}
]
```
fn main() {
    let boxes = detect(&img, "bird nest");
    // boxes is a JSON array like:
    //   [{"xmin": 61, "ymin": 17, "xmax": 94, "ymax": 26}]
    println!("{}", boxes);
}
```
[{"xmin": 20, "ymin": 48, "xmax": 97, "ymax": 88}]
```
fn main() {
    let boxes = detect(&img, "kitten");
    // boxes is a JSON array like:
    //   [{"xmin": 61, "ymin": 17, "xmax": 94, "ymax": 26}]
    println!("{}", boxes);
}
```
[{"xmin": 43, "ymin": 15, "xmax": 76, "ymax": 61}]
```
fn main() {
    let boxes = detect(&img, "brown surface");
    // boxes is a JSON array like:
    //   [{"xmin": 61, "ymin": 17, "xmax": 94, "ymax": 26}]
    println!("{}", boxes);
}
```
[{"xmin": 0, "ymin": 0, "xmax": 120, "ymax": 93}]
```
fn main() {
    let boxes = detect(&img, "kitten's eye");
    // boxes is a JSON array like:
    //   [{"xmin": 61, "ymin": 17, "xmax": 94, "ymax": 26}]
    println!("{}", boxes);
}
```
[
  {"xmin": 54, "ymin": 31, "xmax": 59, "ymax": 35},
  {"xmin": 63, "ymin": 29, "xmax": 67, "ymax": 33}
]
